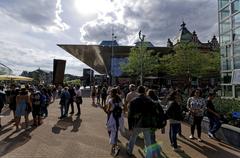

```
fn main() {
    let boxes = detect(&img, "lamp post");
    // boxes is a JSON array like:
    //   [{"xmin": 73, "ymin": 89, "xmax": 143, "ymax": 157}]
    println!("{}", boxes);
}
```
[
  {"xmin": 139, "ymin": 30, "xmax": 145, "ymax": 85},
  {"xmin": 111, "ymin": 30, "xmax": 117, "ymax": 86}
]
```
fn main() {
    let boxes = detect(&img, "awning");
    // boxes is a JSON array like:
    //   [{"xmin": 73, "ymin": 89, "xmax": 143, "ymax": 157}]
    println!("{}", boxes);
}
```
[{"xmin": 0, "ymin": 75, "xmax": 33, "ymax": 81}]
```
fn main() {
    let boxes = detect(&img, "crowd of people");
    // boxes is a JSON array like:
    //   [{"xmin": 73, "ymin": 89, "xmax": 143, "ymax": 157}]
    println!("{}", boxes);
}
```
[
  {"xmin": 0, "ymin": 84, "xmax": 83, "ymax": 130},
  {"xmin": 0, "ymin": 82, "xmax": 223, "ymax": 157},
  {"xmin": 95, "ymin": 84, "xmax": 222, "ymax": 157}
]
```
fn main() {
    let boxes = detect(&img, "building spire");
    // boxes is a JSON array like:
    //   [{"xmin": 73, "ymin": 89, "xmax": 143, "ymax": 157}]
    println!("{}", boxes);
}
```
[{"xmin": 180, "ymin": 21, "xmax": 186, "ymax": 30}]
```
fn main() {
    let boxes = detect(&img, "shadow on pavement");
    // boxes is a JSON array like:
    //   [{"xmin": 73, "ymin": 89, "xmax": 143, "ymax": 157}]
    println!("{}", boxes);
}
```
[
  {"xmin": 0, "ymin": 127, "xmax": 13, "ymax": 136},
  {"xmin": 178, "ymin": 137, "xmax": 240, "ymax": 158},
  {"xmin": 52, "ymin": 116, "xmax": 82, "ymax": 134},
  {"xmin": 71, "ymin": 116, "xmax": 82, "ymax": 132},
  {"xmin": 0, "ymin": 126, "xmax": 36, "ymax": 157}
]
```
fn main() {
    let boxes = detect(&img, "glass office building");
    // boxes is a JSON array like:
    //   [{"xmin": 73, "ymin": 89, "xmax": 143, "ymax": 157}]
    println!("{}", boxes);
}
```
[{"xmin": 219, "ymin": 0, "xmax": 240, "ymax": 97}]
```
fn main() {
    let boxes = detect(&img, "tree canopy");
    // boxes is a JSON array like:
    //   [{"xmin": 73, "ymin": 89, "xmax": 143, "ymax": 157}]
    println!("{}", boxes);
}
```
[
  {"xmin": 160, "ymin": 42, "xmax": 220, "ymax": 79},
  {"xmin": 120, "ymin": 44, "xmax": 160, "ymax": 79}
]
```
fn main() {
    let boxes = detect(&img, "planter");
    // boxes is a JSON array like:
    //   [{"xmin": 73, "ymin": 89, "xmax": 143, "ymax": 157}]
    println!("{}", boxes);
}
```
[{"xmin": 201, "ymin": 117, "xmax": 240, "ymax": 147}]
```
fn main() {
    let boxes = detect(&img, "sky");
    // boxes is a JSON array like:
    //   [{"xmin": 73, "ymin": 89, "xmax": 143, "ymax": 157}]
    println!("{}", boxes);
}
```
[{"xmin": 0, "ymin": 0, "xmax": 218, "ymax": 76}]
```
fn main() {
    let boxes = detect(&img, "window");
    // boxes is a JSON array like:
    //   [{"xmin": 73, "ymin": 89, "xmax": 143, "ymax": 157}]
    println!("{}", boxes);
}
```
[
  {"xmin": 221, "ymin": 32, "xmax": 231, "ymax": 44},
  {"xmin": 221, "ymin": 45, "xmax": 231, "ymax": 58},
  {"xmin": 220, "ymin": 18, "xmax": 231, "ymax": 34},
  {"xmin": 222, "ymin": 72, "xmax": 232, "ymax": 83},
  {"xmin": 232, "ymin": 0, "xmax": 240, "ymax": 14},
  {"xmin": 222, "ymin": 85, "xmax": 232, "ymax": 97},
  {"xmin": 220, "ymin": 6, "xmax": 230, "ymax": 20},
  {"xmin": 219, "ymin": 0, "xmax": 229, "ymax": 9},
  {"xmin": 234, "ymin": 56, "xmax": 240, "ymax": 69},
  {"xmin": 235, "ymin": 86, "xmax": 240, "ymax": 98},
  {"xmin": 233, "ymin": 41, "xmax": 240, "ymax": 55},
  {"xmin": 221, "ymin": 58, "xmax": 232, "ymax": 70},
  {"xmin": 233, "ymin": 13, "xmax": 240, "ymax": 29},
  {"xmin": 233, "ymin": 27, "xmax": 240, "ymax": 41}
]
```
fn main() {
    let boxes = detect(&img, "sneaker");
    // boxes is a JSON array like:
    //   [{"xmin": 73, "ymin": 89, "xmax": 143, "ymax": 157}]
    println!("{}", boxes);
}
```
[
  {"xmin": 114, "ymin": 146, "xmax": 120, "ymax": 157},
  {"xmin": 208, "ymin": 132, "xmax": 214, "ymax": 138},
  {"xmin": 189, "ymin": 135, "xmax": 194, "ymax": 139},
  {"xmin": 110, "ymin": 147, "xmax": 115, "ymax": 155},
  {"xmin": 198, "ymin": 138, "xmax": 202, "ymax": 142}
]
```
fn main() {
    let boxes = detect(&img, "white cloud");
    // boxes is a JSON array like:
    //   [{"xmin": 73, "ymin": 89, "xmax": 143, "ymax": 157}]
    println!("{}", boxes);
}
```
[
  {"xmin": 0, "ymin": 0, "xmax": 69, "ymax": 33},
  {"xmin": 0, "ymin": 0, "xmax": 219, "ymax": 76},
  {"xmin": 79, "ymin": 0, "xmax": 218, "ymax": 46}
]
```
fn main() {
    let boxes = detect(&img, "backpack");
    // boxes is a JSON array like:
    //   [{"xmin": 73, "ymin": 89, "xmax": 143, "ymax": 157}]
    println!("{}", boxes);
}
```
[
  {"xmin": 112, "ymin": 103, "xmax": 122, "ymax": 119},
  {"xmin": 145, "ymin": 143, "xmax": 162, "ymax": 158},
  {"xmin": 153, "ymin": 101, "xmax": 167, "ymax": 129}
]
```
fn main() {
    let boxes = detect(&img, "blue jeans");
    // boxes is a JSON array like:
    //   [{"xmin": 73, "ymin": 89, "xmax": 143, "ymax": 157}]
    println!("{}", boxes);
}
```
[
  {"xmin": 60, "ymin": 100, "xmax": 69, "ymax": 117},
  {"xmin": 127, "ymin": 128, "xmax": 152, "ymax": 154},
  {"xmin": 208, "ymin": 116, "xmax": 221, "ymax": 135},
  {"xmin": 169, "ymin": 123, "xmax": 180, "ymax": 148}
]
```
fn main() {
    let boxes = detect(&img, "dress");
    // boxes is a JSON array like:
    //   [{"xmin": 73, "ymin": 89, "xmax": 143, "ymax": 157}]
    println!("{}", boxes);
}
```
[
  {"xmin": 16, "ymin": 100, "xmax": 27, "ymax": 116},
  {"xmin": 106, "ymin": 99, "xmax": 125, "ymax": 144}
]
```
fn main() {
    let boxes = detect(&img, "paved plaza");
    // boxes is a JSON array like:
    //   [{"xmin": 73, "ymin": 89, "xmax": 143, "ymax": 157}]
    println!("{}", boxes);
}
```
[{"xmin": 0, "ymin": 97, "xmax": 240, "ymax": 158}]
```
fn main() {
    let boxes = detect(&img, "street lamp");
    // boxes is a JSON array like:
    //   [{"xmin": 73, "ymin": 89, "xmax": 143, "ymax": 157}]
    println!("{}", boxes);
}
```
[
  {"xmin": 139, "ymin": 30, "xmax": 145, "ymax": 85},
  {"xmin": 111, "ymin": 31, "xmax": 117, "ymax": 86}
]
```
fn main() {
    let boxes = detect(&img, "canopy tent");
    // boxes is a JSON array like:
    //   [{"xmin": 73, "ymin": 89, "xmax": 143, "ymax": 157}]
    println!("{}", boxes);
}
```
[{"xmin": 0, "ymin": 75, "xmax": 33, "ymax": 81}]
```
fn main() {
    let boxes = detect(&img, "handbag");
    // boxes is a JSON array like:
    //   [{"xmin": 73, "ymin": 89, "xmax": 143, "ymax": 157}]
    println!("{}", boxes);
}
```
[{"xmin": 75, "ymin": 96, "xmax": 83, "ymax": 104}]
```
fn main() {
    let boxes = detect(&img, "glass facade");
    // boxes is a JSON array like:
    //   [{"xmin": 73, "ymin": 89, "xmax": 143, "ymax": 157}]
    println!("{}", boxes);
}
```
[{"xmin": 219, "ymin": 0, "xmax": 240, "ymax": 97}]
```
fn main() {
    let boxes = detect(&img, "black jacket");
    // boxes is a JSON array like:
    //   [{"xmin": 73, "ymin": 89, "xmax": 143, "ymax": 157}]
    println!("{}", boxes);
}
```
[
  {"xmin": 128, "ymin": 94, "xmax": 155, "ymax": 130},
  {"xmin": 166, "ymin": 100, "xmax": 182, "ymax": 121}
]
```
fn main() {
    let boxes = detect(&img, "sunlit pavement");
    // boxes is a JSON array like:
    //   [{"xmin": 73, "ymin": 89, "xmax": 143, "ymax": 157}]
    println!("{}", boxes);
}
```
[{"xmin": 0, "ymin": 97, "xmax": 240, "ymax": 158}]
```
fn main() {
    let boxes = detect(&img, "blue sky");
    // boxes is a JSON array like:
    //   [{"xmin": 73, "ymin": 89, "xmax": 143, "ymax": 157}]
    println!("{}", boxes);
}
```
[{"xmin": 0, "ymin": 0, "xmax": 218, "ymax": 76}]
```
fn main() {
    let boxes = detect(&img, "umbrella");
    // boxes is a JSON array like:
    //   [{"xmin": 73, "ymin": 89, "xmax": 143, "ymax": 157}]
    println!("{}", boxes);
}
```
[{"xmin": 0, "ymin": 75, "xmax": 33, "ymax": 81}]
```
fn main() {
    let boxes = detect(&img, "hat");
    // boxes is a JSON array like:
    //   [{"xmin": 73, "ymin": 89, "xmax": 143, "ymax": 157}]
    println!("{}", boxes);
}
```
[
  {"xmin": 129, "ymin": 84, "xmax": 135, "ymax": 91},
  {"xmin": 20, "ymin": 85, "xmax": 26, "ymax": 89}
]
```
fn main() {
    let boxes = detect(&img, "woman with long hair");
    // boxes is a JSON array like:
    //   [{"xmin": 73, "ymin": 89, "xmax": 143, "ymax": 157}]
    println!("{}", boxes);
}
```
[
  {"xmin": 187, "ymin": 89, "xmax": 206, "ymax": 142},
  {"xmin": 166, "ymin": 90, "xmax": 183, "ymax": 152},
  {"xmin": 106, "ymin": 88, "xmax": 124, "ymax": 157}
]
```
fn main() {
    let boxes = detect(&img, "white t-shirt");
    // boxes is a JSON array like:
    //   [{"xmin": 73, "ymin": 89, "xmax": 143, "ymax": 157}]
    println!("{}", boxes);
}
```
[{"xmin": 75, "ymin": 88, "xmax": 82, "ymax": 97}]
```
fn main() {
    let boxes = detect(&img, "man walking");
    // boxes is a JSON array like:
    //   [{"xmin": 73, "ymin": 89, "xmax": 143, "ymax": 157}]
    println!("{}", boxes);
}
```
[
  {"xmin": 206, "ymin": 93, "xmax": 221, "ymax": 139},
  {"xmin": 126, "ymin": 86, "xmax": 154, "ymax": 156},
  {"xmin": 59, "ymin": 87, "xmax": 70, "ymax": 119},
  {"xmin": 124, "ymin": 84, "xmax": 138, "ymax": 114}
]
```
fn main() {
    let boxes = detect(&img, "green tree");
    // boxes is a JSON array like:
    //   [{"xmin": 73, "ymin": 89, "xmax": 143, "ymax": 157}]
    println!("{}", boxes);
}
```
[
  {"xmin": 160, "ymin": 42, "xmax": 220, "ymax": 80},
  {"xmin": 121, "ymin": 44, "xmax": 160, "ymax": 80}
]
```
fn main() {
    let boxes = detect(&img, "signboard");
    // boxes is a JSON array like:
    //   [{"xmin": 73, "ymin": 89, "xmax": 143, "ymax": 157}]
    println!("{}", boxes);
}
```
[
  {"xmin": 53, "ymin": 59, "xmax": 66, "ymax": 85},
  {"xmin": 232, "ymin": 69, "xmax": 240, "ymax": 85}
]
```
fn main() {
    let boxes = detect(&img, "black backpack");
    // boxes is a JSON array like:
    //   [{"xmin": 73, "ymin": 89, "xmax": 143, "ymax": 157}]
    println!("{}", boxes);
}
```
[
  {"xmin": 153, "ymin": 101, "xmax": 167, "ymax": 129},
  {"xmin": 112, "ymin": 103, "xmax": 122, "ymax": 119}
]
